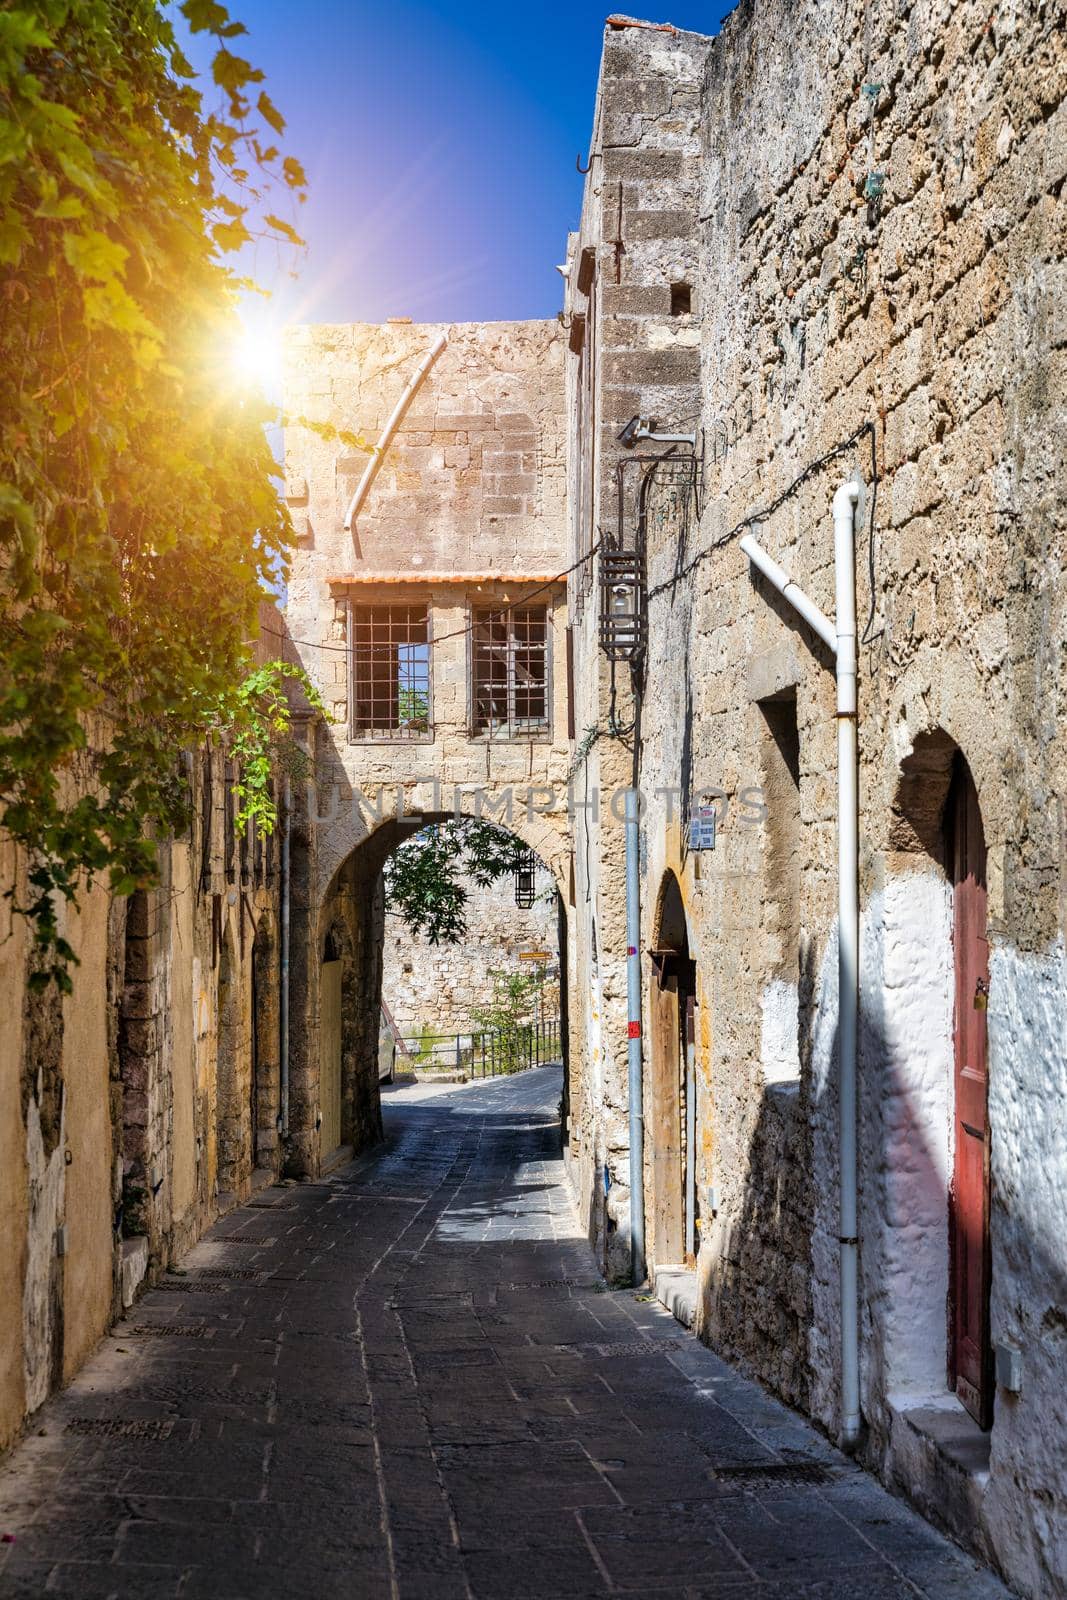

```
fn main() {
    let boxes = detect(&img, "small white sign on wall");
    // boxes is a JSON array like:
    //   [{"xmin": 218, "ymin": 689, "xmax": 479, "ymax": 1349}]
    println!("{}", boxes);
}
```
[{"xmin": 688, "ymin": 803, "xmax": 717, "ymax": 852}]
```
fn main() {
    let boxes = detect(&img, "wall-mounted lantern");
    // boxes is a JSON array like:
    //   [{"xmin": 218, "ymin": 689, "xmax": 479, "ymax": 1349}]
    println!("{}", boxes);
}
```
[
  {"xmin": 514, "ymin": 851, "xmax": 537, "ymax": 908},
  {"xmin": 599, "ymin": 545, "xmax": 645, "ymax": 661}
]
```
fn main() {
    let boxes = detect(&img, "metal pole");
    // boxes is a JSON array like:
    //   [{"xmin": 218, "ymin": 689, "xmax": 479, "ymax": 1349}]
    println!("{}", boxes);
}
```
[
  {"xmin": 834, "ymin": 478, "xmax": 861, "ymax": 1451},
  {"xmin": 625, "ymin": 784, "xmax": 646, "ymax": 1285}
]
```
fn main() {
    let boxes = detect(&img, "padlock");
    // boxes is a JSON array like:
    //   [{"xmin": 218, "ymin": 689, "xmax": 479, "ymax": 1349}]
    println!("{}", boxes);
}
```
[{"xmin": 974, "ymin": 978, "xmax": 989, "ymax": 1012}]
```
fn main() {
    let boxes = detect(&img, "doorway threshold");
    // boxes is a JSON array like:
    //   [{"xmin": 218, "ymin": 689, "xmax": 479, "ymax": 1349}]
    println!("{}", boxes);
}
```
[
  {"xmin": 321, "ymin": 1143, "xmax": 353, "ymax": 1175},
  {"xmin": 886, "ymin": 1392, "xmax": 993, "ymax": 1565},
  {"xmin": 654, "ymin": 1265, "xmax": 697, "ymax": 1329}
]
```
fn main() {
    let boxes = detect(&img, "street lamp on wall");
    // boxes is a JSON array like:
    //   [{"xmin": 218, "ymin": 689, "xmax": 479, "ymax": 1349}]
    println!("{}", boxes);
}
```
[
  {"xmin": 514, "ymin": 852, "xmax": 537, "ymax": 909},
  {"xmin": 599, "ymin": 545, "xmax": 645, "ymax": 662}
]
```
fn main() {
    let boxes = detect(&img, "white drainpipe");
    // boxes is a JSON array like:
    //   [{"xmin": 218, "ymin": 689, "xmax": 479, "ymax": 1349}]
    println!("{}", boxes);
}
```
[
  {"xmin": 625, "ymin": 785, "xmax": 646, "ymax": 1285},
  {"xmin": 342, "ymin": 331, "xmax": 448, "ymax": 535},
  {"xmin": 739, "ymin": 474, "xmax": 862, "ymax": 1450}
]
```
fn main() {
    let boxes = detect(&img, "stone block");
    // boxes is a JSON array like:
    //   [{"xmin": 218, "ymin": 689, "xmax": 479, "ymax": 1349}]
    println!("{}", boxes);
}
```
[{"xmin": 624, "ymin": 210, "xmax": 698, "ymax": 241}]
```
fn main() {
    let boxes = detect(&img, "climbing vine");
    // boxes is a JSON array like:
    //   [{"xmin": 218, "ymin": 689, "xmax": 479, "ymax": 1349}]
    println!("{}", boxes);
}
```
[
  {"xmin": 0, "ymin": 1, "xmax": 309, "ymax": 987},
  {"xmin": 225, "ymin": 659, "xmax": 324, "ymax": 835}
]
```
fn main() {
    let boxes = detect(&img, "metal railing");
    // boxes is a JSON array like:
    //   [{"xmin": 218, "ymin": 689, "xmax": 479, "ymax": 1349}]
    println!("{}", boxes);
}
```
[{"xmin": 400, "ymin": 1019, "xmax": 561, "ymax": 1078}]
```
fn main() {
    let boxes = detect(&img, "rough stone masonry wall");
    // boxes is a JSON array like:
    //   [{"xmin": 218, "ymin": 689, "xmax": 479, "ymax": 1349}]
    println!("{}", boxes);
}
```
[
  {"xmin": 281, "ymin": 320, "xmax": 574, "ymax": 892},
  {"xmin": 281, "ymin": 319, "xmax": 575, "ymax": 1175},
  {"xmin": 563, "ymin": 18, "xmax": 712, "ymax": 1279},
  {"xmin": 0, "ymin": 615, "xmax": 292, "ymax": 1452},
  {"xmin": 382, "ymin": 866, "xmax": 559, "ymax": 1042},
  {"xmin": 600, "ymin": 1, "xmax": 1064, "ymax": 1594}
]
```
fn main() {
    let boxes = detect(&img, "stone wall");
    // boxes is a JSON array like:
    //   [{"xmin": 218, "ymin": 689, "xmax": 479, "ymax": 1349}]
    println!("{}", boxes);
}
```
[
  {"xmin": 0, "ymin": 614, "xmax": 296, "ymax": 1451},
  {"xmin": 282, "ymin": 317, "xmax": 576, "ymax": 1175},
  {"xmin": 565, "ymin": 7, "xmax": 1066, "ymax": 1594},
  {"xmin": 382, "ymin": 865, "xmax": 559, "ymax": 1042}
]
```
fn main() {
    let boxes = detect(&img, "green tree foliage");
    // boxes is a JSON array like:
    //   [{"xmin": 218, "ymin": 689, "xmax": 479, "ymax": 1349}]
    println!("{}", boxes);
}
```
[
  {"xmin": 471, "ymin": 967, "xmax": 546, "ymax": 1073},
  {"xmin": 0, "ymin": 0, "xmax": 309, "ymax": 986},
  {"xmin": 383, "ymin": 821, "xmax": 533, "ymax": 945}
]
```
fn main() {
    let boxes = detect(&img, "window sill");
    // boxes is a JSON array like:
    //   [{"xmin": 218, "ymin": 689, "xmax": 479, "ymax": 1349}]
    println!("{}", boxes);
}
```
[
  {"xmin": 466, "ymin": 731, "xmax": 554, "ymax": 745},
  {"xmin": 347, "ymin": 735, "xmax": 435, "ymax": 747}
]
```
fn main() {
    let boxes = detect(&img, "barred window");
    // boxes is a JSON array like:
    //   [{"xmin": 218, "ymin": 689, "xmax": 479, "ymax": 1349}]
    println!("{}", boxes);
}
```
[
  {"xmin": 350, "ymin": 604, "xmax": 430, "ymax": 740},
  {"xmin": 471, "ymin": 606, "xmax": 549, "ymax": 736}
]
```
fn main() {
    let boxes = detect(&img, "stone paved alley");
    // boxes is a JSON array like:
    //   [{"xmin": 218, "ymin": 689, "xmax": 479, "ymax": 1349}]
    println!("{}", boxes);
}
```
[{"xmin": 0, "ymin": 1069, "xmax": 1013, "ymax": 1600}]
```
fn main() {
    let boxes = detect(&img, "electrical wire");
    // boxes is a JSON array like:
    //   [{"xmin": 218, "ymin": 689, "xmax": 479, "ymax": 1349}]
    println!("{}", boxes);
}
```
[
  {"xmin": 646, "ymin": 420, "xmax": 878, "ymax": 606},
  {"xmin": 256, "ymin": 544, "xmax": 601, "ymax": 656}
]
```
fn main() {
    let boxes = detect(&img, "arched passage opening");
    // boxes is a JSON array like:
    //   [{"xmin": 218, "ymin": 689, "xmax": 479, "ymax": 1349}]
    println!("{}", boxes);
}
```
[
  {"xmin": 215, "ymin": 930, "xmax": 244, "ymax": 1203},
  {"xmin": 251, "ymin": 914, "xmax": 279, "ymax": 1175},
  {"xmin": 293, "ymin": 810, "xmax": 570, "ymax": 1179},
  {"xmin": 649, "ymin": 871, "xmax": 697, "ymax": 1270}
]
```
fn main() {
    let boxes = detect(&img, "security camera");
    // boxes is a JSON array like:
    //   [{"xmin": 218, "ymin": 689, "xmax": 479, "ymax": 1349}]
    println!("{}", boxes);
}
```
[{"xmin": 618, "ymin": 415, "xmax": 648, "ymax": 448}]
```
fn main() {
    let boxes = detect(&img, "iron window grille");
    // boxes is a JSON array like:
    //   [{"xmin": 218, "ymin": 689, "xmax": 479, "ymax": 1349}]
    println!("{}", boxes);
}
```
[
  {"xmin": 471, "ymin": 605, "xmax": 550, "ymax": 737},
  {"xmin": 350, "ymin": 603, "xmax": 431, "ymax": 740}
]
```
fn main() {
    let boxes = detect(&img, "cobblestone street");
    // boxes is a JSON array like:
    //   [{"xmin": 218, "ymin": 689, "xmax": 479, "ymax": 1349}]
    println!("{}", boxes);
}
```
[{"xmin": 0, "ymin": 1069, "xmax": 1011, "ymax": 1599}]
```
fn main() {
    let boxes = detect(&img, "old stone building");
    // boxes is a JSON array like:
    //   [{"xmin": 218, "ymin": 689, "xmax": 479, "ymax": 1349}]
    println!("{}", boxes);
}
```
[
  {"xmin": 562, "ymin": 7, "xmax": 1066, "ymax": 1596},
  {"xmin": 277, "ymin": 317, "xmax": 575, "ymax": 1167},
  {"xmin": 2, "ymin": 4, "xmax": 1064, "ymax": 1595},
  {"xmin": 0, "ymin": 607, "xmax": 297, "ymax": 1450}
]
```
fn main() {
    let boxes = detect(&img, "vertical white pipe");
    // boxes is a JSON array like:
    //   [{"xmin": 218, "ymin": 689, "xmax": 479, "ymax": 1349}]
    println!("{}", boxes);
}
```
[
  {"xmin": 625, "ymin": 785, "xmax": 646, "ymax": 1284},
  {"xmin": 833, "ymin": 478, "xmax": 861, "ymax": 1450}
]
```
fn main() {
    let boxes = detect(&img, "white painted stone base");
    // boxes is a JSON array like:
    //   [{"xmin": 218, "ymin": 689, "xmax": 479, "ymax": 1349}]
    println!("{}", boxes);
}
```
[
  {"xmin": 120, "ymin": 1237, "xmax": 149, "ymax": 1309},
  {"xmin": 655, "ymin": 1265, "xmax": 697, "ymax": 1330}
]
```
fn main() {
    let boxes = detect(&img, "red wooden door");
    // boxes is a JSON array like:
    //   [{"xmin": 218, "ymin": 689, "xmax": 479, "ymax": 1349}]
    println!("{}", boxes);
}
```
[{"xmin": 948, "ymin": 761, "xmax": 993, "ymax": 1428}]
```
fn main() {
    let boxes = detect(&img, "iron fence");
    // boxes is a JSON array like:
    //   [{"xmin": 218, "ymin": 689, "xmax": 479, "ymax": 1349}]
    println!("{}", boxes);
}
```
[{"xmin": 400, "ymin": 1019, "xmax": 561, "ymax": 1078}]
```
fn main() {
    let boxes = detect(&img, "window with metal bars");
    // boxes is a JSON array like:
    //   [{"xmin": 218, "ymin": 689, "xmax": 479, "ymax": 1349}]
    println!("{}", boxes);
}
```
[
  {"xmin": 350, "ymin": 603, "xmax": 431, "ymax": 740},
  {"xmin": 471, "ymin": 605, "xmax": 549, "ymax": 737}
]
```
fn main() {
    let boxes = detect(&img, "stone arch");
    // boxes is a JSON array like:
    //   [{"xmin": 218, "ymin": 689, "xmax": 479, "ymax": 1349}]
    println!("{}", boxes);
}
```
[
  {"xmin": 315, "ymin": 793, "xmax": 570, "ymax": 908},
  {"xmin": 878, "ymin": 719, "xmax": 995, "ymax": 1417},
  {"xmin": 648, "ymin": 870, "xmax": 697, "ymax": 1270},
  {"xmin": 879, "ymin": 647, "xmax": 1008, "ymax": 866},
  {"xmin": 251, "ymin": 912, "xmax": 278, "ymax": 1174},
  {"xmin": 215, "ymin": 928, "xmax": 244, "ymax": 1202}
]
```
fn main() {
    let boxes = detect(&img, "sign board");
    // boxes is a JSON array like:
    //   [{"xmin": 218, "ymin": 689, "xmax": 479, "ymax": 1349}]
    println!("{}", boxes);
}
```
[
  {"xmin": 688, "ymin": 803, "xmax": 717, "ymax": 852},
  {"xmin": 519, "ymin": 950, "xmax": 552, "ymax": 961}
]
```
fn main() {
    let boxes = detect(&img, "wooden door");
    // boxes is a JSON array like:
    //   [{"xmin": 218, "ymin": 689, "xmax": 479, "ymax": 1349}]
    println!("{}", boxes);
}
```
[
  {"xmin": 650, "ymin": 973, "xmax": 683, "ymax": 1265},
  {"xmin": 320, "ymin": 958, "xmax": 343, "ymax": 1162},
  {"xmin": 683, "ymin": 990, "xmax": 697, "ymax": 1267},
  {"xmin": 948, "ymin": 761, "xmax": 993, "ymax": 1428}
]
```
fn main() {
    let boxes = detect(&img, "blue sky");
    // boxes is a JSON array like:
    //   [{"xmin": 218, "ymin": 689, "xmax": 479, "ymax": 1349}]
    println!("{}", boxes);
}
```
[{"xmin": 188, "ymin": 2, "xmax": 735, "ymax": 327}]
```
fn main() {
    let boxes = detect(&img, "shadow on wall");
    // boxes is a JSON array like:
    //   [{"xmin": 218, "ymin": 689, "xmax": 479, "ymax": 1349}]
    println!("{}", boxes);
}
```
[{"xmin": 695, "ymin": 730, "xmax": 1066, "ymax": 1592}]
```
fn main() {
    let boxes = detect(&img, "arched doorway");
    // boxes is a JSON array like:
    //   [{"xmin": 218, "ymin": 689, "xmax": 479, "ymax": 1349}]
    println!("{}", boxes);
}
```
[
  {"xmin": 650, "ymin": 872, "xmax": 697, "ymax": 1268},
  {"xmin": 891, "ymin": 731, "xmax": 994, "ymax": 1427},
  {"xmin": 251, "ymin": 916, "xmax": 278, "ymax": 1173},
  {"xmin": 319, "ymin": 926, "xmax": 344, "ymax": 1164},
  {"xmin": 946, "ymin": 754, "xmax": 993, "ymax": 1427},
  {"xmin": 216, "ymin": 932, "xmax": 241, "ymax": 1201}
]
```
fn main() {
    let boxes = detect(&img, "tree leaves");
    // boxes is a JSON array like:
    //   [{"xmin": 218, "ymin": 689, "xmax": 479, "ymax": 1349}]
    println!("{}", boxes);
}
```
[
  {"xmin": 0, "ymin": 0, "xmax": 309, "ymax": 982},
  {"xmin": 383, "ymin": 823, "xmax": 533, "ymax": 945},
  {"xmin": 63, "ymin": 228, "xmax": 130, "ymax": 282},
  {"xmin": 257, "ymin": 91, "xmax": 285, "ymax": 135}
]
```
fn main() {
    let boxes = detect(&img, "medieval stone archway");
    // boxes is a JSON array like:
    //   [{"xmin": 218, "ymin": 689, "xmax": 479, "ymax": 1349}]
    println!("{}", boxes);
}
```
[
  {"xmin": 285, "ymin": 804, "xmax": 568, "ymax": 1178},
  {"xmin": 251, "ymin": 914, "xmax": 279, "ymax": 1176},
  {"xmin": 886, "ymin": 729, "xmax": 994, "ymax": 1428},
  {"xmin": 648, "ymin": 870, "xmax": 697, "ymax": 1270}
]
